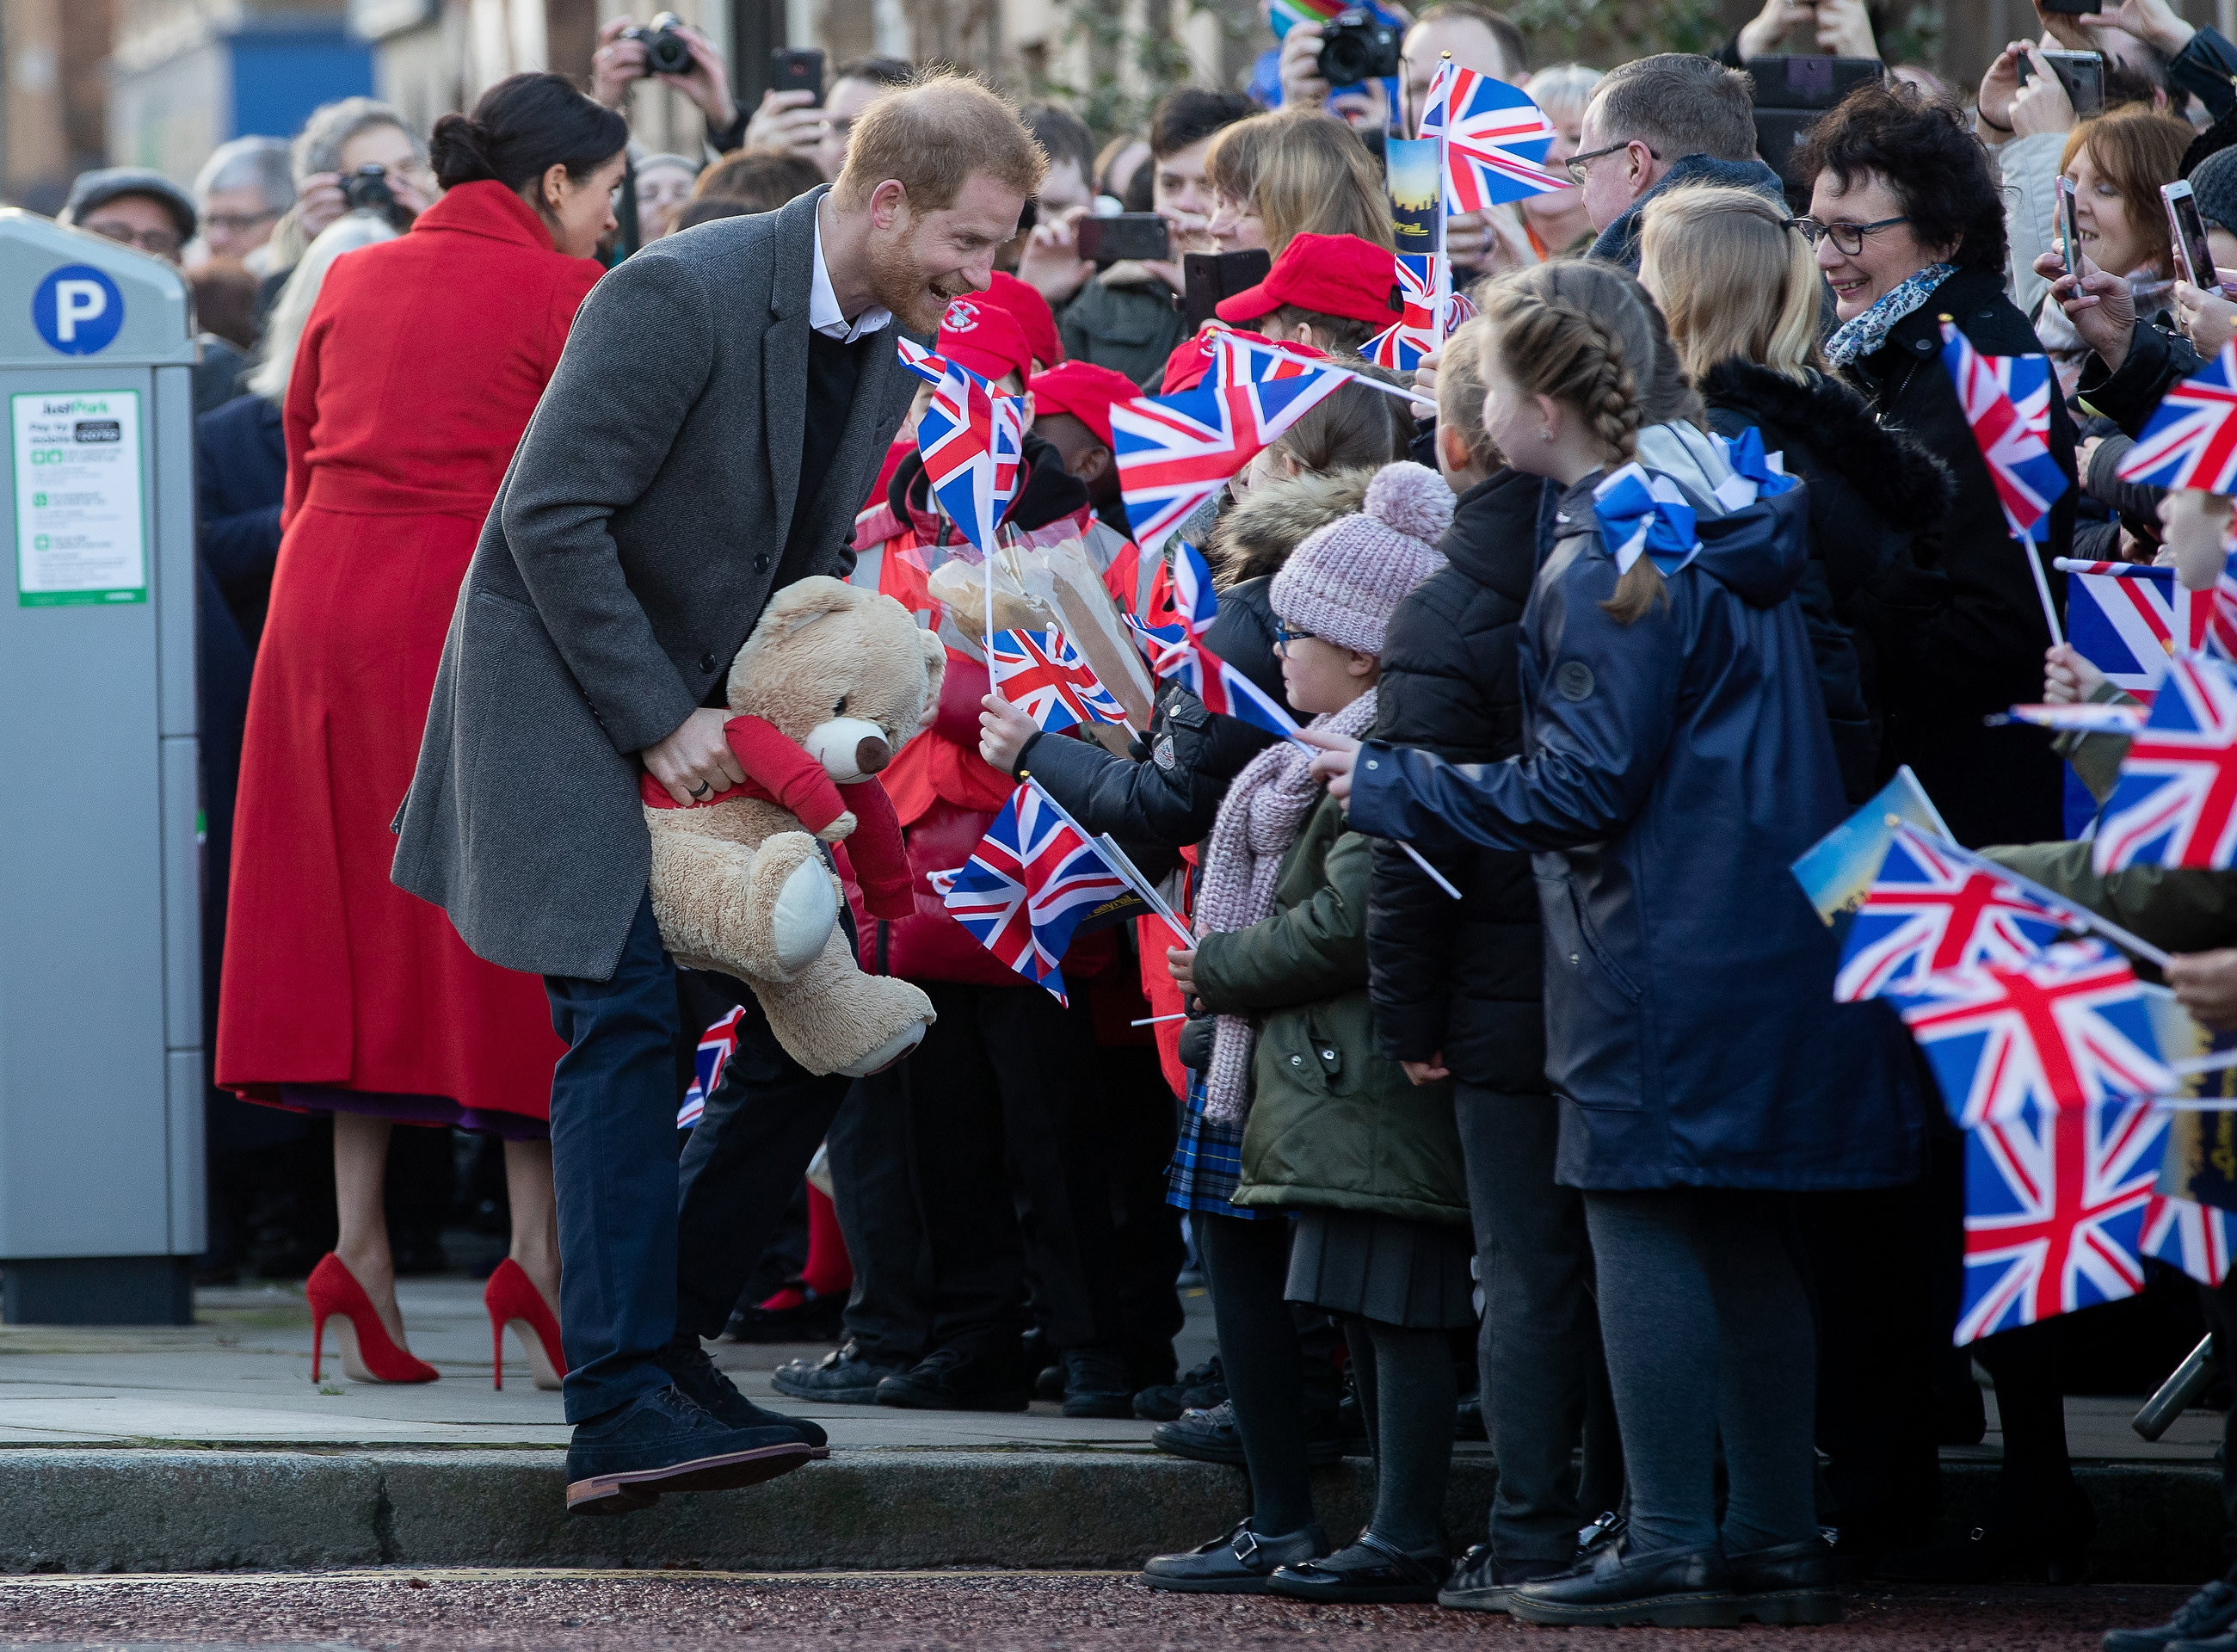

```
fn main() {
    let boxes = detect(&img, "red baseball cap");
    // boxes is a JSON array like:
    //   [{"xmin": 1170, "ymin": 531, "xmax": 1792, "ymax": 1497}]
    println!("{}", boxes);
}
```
[
  {"xmin": 985, "ymin": 270, "xmax": 1063, "ymax": 370},
  {"xmin": 1215, "ymin": 232, "xmax": 1401, "ymax": 329},
  {"xmin": 937, "ymin": 295, "xmax": 1035, "ymax": 385},
  {"xmin": 1029, "ymin": 361, "xmax": 1142, "ymax": 447}
]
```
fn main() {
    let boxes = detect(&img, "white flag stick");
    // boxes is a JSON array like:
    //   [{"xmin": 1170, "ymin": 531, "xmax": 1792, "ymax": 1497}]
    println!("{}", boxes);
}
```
[
  {"xmin": 1131, "ymin": 1012, "xmax": 1189, "ymax": 1026},
  {"xmin": 2021, "ymin": 537, "xmax": 2065, "ymax": 649},
  {"xmin": 1016, "ymin": 774, "xmax": 1194, "ymax": 948},
  {"xmin": 1397, "ymin": 838, "xmax": 1464, "ymax": 900},
  {"xmin": 1219, "ymin": 332, "xmax": 1435, "ymax": 410}
]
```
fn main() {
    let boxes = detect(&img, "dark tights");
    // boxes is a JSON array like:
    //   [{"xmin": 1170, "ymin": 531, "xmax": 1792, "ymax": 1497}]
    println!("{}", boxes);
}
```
[
  {"xmin": 1344, "ymin": 1316, "xmax": 1458, "ymax": 1553},
  {"xmin": 1196, "ymin": 1212, "xmax": 1316, "ymax": 1535}
]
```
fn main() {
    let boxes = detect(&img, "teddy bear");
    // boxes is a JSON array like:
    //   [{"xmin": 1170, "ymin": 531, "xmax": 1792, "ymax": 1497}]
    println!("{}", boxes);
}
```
[{"xmin": 644, "ymin": 576, "xmax": 946, "ymax": 1078}]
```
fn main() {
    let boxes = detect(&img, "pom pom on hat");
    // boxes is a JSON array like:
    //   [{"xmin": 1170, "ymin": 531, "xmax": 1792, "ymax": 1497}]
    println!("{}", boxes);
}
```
[
  {"xmin": 1365, "ymin": 459, "xmax": 1457, "ymax": 546},
  {"xmin": 1271, "ymin": 461, "xmax": 1452, "ymax": 656}
]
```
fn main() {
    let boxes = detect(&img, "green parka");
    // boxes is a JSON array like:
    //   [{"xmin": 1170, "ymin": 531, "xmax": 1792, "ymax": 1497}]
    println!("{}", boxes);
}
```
[{"xmin": 1191, "ymin": 791, "xmax": 1469, "ymax": 1226}]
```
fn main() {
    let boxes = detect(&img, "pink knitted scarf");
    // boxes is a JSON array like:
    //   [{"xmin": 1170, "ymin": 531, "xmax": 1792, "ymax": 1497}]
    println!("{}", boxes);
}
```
[{"xmin": 1195, "ymin": 687, "xmax": 1380, "ymax": 1123}]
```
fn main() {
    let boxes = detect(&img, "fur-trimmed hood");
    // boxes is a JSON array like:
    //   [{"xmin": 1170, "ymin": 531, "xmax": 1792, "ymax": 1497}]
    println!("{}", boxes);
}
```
[
  {"xmin": 1211, "ymin": 466, "xmax": 1379, "ymax": 586},
  {"xmin": 1699, "ymin": 359, "xmax": 1953, "ymax": 535}
]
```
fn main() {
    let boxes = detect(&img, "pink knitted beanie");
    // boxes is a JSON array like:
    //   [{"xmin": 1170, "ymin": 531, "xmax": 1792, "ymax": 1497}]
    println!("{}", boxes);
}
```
[{"xmin": 1270, "ymin": 460, "xmax": 1454, "ymax": 655}]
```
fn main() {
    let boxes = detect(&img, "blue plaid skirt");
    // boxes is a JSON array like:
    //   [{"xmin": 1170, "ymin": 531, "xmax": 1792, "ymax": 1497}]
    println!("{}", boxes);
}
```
[{"xmin": 1165, "ymin": 1073, "xmax": 1265, "ymax": 1221}]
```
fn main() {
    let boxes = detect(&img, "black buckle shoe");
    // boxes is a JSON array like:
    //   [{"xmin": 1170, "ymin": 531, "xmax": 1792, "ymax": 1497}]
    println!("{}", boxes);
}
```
[
  {"xmin": 564, "ymin": 1384, "xmax": 817, "ymax": 1516},
  {"xmin": 1729, "ymin": 1536, "xmax": 1844, "ymax": 1624},
  {"xmin": 1150, "ymin": 1399, "xmax": 1346, "ymax": 1466},
  {"xmin": 874, "ymin": 1345, "xmax": 1030, "ymax": 1412},
  {"xmin": 771, "ymin": 1339, "xmax": 910, "ymax": 1405},
  {"xmin": 657, "ymin": 1334, "xmax": 828, "ymax": 1447},
  {"xmin": 1268, "ymin": 1529, "xmax": 1447, "ymax": 1604},
  {"xmin": 1437, "ymin": 1542, "xmax": 1575, "ymax": 1612},
  {"xmin": 2105, "ymin": 1579, "xmax": 2237, "ymax": 1651},
  {"xmin": 1509, "ymin": 1536, "xmax": 1739, "ymax": 1628},
  {"xmin": 1142, "ymin": 1519, "xmax": 1330, "ymax": 1593}
]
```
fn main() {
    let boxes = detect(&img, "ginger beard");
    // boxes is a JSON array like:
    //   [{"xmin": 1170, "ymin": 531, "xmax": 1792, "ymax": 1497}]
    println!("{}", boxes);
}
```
[
  {"xmin": 865, "ymin": 222, "xmax": 974, "ymax": 335},
  {"xmin": 858, "ymin": 176, "xmax": 1027, "ymax": 336}
]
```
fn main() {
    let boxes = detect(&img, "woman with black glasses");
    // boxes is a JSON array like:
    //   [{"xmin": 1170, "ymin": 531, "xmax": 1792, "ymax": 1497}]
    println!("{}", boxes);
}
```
[{"xmin": 1796, "ymin": 79, "xmax": 2078, "ymax": 852}]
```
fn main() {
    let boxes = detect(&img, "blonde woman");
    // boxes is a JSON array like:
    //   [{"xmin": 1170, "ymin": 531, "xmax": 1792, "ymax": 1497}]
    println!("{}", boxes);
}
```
[
  {"xmin": 1203, "ymin": 108, "xmax": 1394, "ymax": 256},
  {"xmin": 1638, "ymin": 182, "xmax": 1950, "ymax": 805}
]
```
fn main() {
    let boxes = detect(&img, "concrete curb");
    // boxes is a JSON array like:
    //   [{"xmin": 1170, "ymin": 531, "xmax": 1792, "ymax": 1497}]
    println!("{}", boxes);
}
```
[{"xmin": 0, "ymin": 1449, "xmax": 2218, "ymax": 1579}]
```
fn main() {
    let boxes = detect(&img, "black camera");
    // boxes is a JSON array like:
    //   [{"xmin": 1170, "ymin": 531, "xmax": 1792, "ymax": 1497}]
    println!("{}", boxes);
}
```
[
  {"xmin": 624, "ymin": 12, "xmax": 694, "ymax": 77},
  {"xmin": 341, "ymin": 163, "xmax": 396, "ymax": 216},
  {"xmin": 1318, "ymin": 8, "xmax": 1401, "ymax": 86}
]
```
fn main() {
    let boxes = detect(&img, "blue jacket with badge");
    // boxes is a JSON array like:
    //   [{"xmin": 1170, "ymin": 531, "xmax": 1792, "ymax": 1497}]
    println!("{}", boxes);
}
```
[{"xmin": 1347, "ymin": 467, "xmax": 1924, "ymax": 1193}]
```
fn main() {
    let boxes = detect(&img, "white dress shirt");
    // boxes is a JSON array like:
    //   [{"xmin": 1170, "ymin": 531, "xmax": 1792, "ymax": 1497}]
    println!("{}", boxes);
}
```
[{"xmin": 810, "ymin": 204, "xmax": 892, "ymax": 342}]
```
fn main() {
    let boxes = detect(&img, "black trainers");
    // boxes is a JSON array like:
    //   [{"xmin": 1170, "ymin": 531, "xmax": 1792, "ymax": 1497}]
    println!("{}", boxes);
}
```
[
  {"xmin": 2105, "ymin": 1579, "xmax": 2237, "ymax": 1651},
  {"xmin": 564, "ymin": 1384, "xmax": 817, "ymax": 1516},
  {"xmin": 1061, "ymin": 1347, "xmax": 1135, "ymax": 1419},
  {"xmin": 1438, "ymin": 1543, "xmax": 1573, "ymax": 1612},
  {"xmin": 771, "ymin": 1340, "xmax": 909, "ymax": 1405},
  {"xmin": 1143, "ymin": 1519, "xmax": 1331, "ymax": 1594},
  {"xmin": 1150, "ymin": 1399, "xmax": 1346, "ymax": 1465},
  {"xmin": 874, "ymin": 1345, "xmax": 1030, "ymax": 1412},
  {"xmin": 1509, "ymin": 1535, "xmax": 1739, "ymax": 1628},
  {"xmin": 1133, "ymin": 1355, "xmax": 1225, "ymax": 1421},
  {"xmin": 656, "ymin": 1334, "xmax": 827, "ymax": 1447}
]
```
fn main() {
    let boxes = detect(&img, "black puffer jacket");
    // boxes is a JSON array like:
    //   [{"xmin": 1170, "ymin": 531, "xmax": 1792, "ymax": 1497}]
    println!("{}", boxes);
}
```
[
  {"xmin": 1365, "ymin": 466, "xmax": 1547, "ymax": 1093},
  {"xmin": 1012, "ymin": 469, "xmax": 1371, "ymax": 858},
  {"xmin": 1700, "ymin": 359, "xmax": 1954, "ymax": 804}
]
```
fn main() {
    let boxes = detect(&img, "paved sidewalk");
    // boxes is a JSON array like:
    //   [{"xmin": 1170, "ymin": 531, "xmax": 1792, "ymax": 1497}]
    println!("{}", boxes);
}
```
[{"xmin": 0, "ymin": 1277, "xmax": 2222, "ymax": 1577}]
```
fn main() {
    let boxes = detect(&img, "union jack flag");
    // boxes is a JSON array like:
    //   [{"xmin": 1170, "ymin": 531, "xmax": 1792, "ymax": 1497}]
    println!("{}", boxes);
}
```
[
  {"xmin": 1835, "ymin": 822, "xmax": 2080, "ymax": 1002},
  {"xmin": 2142, "ymin": 1191, "xmax": 2237, "ymax": 1286},
  {"xmin": 1418, "ymin": 62, "xmax": 1567, "ymax": 212},
  {"xmin": 2093, "ymin": 652, "xmax": 2237, "ymax": 871},
  {"xmin": 2117, "ymin": 343, "xmax": 2237, "ymax": 495},
  {"xmin": 1128, "ymin": 540, "xmax": 1219, "ymax": 675},
  {"xmin": 1111, "ymin": 342, "xmax": 1351, "ymax": 553},
  {"xmin": 675, "ymin": 1007, "xmax": 744, "ymax": 1129},
  {"xmin": 1365, "ymin": 254, "xmax": 1473, "ymax": 373},
  {"xmin": 898, "ymin": 336, "xmax": 1026, "ymax": 553},
  {"xmin": 1958, "ymin": 1096, "xmax": 2169, "ymax": 1343},
  {"xmin": 1884, "ymin": 940, "xmax": 2172, "ymax": 1128},
  {"xmin": 2065, "ymin": 560, "xmax": 2215, "ymax": 704},
  {"xmin": 1168, "ymin": 636, "xmax": 1304, "ymax": 742},
  {"xmin": 1938, "ymin": 321, "xmax": 2068, "ymax": 545},
  {"xmin": 927, "ymin": 784, "xmax": 1137, "ymax": 1004},
  {"xmin": 989, "ymin": 628, "xmax": 1126, "ymax": 731}
]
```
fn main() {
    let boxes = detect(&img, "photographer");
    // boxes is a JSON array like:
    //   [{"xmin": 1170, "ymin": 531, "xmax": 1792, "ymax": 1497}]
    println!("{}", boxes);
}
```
[
  {"xmin": 1276, "ymin": 4, "xmax": 1402, "ymax": 133},
  {"xmin": 591, "ymin": 14, "xmax": 739, "ymax": 151},
  {"xmin": 257, "ymin": 98, "xmax": 432, "ymax": 316}
]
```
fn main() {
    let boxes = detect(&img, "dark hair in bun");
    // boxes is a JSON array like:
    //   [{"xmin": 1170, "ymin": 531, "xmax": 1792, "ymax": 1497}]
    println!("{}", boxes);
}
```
[{"xmin": 429, "ymin": 71, "xmax": 629, "ymax": 193}]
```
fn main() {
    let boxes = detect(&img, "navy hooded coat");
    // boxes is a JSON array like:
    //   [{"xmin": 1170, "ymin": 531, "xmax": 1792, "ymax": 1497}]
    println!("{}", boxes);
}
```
[{"xmin": 1347, "ymin": 469, "xmax": 1925, "ymax": 1193}]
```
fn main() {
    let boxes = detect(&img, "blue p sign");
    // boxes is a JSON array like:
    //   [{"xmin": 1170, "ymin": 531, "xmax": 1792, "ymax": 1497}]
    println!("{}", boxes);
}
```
[{"xmin": 32, "ymin": 265, "xmax": 125, "ymax": 355}]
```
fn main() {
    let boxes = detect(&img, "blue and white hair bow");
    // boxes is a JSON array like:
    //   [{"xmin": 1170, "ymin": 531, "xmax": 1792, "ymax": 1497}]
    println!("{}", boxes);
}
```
[
  {"xmin": 1594, "ymin": 462, "xmax": 1701, "ymax": 576},
  {"xmin": 1710, "ymin": 427, "xmax": 1801, "ymax": 512}
]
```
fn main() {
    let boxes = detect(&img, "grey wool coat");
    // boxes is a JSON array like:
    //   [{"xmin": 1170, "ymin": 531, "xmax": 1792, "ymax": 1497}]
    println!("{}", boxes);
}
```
[{"xmin": 391, "ymin": 185, "xmax": 917, "ymax": 981}]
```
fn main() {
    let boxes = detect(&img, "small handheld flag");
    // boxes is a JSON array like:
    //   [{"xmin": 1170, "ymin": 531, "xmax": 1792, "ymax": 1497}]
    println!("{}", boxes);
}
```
[
  {"xmin": 1417, "ymin": 62, "xmax": 1567, "ymax": 211},
  {"xmin": 1365, "ymin": 254, "xmax": 1468, "ymax": 373},
  {"xmin": 676, "ymin": 1008, "xmax": 744, "ymax": 1129},
  {"xmin": 1938, "ymin": 319, "xmax": 2068, "ymax": 546},
  {"xmin": 2093, "ymin": 651, "xmax": 2237, "ymax": 872},
  {"xmin": 1883, "ymin": 940, "xmax": 2172, "ymax": 1128},
  {"xmin": 1834, "ymin": 821, "xmax": 2080, "ymax": 1002},
  {"xmin": 928, "ymin": 785, "xmax": 1137, "ymax": 1005},
  {"xmin": 2115, "ymin": 342, "xmax": 2237, "ymax": 496},
  {"xmin": 989, "ymin": 628, "xmax": 1127, "ymax": 732},
  {"xmin": 1111, "ymin": 348, "xmax": 1352, "ymax": 553},
  {"xmin": 897, "ymin": 337, "xmax": 1026, "ymax": 553}
]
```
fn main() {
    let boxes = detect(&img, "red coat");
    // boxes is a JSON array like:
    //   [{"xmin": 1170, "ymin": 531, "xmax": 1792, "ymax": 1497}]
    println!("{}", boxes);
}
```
[{"xmin": 217, "ymin": 182, "xmax": 602, "ymax": 1123}]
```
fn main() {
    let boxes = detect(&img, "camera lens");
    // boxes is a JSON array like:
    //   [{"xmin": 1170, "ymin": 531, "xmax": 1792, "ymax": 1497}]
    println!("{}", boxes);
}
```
[
  {"xmin": 645, "ymin": 27, "xmax": 694, "ymax": 74},
  {"xmin": 1320, "ymin": 32, "xmax": 1368, "ymax": 84}
]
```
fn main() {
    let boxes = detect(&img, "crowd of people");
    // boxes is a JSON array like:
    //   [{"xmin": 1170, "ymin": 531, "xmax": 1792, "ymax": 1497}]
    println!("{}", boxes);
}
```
[{"xmin": 44, "ymin": 0, "xmax": 2237, "ymax": 1637}]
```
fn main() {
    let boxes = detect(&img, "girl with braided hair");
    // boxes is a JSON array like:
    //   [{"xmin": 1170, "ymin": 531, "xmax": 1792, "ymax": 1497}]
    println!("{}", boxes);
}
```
[{"xmin": 1310, "ymin": 261, "xmax": 1925, "ymax": 1627}]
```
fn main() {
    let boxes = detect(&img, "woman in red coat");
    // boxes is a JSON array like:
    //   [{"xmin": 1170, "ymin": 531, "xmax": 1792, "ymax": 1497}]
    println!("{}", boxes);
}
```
[{"xmin": 219, "ymin": 74, "xmax": 627, "ymax": 1385}]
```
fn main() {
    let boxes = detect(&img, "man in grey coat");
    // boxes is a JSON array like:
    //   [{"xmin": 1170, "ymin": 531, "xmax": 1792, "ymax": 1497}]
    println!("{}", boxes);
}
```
[{"xmin": 392, "ymin": 73, "xmax": 1046, "ymax": 1514}]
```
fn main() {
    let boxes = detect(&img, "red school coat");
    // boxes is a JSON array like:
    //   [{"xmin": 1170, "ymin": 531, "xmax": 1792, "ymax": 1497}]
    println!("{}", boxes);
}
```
[{"xmin": 216, "ymin": 182, "xmax": 602, "ymax": 1123}]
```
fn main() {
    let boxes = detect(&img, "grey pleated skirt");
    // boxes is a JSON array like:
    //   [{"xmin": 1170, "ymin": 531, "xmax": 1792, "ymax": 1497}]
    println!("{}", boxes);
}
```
[{"xmin": 1285, "ymin": 1207, "xmax": 1478, "ymax": 1329}]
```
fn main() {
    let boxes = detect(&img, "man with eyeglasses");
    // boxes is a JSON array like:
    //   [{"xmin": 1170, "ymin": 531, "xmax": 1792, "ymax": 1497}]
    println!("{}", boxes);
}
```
[
  {"xmin": 192, "ymin": 136, "xmax": 293, "ymax": 272},
  {"xmin": 1570, "ymin": 52, "xmax": 1785, "ymax": 271}
]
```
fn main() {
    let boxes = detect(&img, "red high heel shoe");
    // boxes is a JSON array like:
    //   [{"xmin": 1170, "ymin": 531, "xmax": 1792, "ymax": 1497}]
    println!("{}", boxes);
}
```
[
  {"xmin": 485, "ymin": 1257, "xmax": 566, "ymax": 1391},
  {"xmin": 306, "ymin": 1253, "xmax": 438, "ymax": 1384}
]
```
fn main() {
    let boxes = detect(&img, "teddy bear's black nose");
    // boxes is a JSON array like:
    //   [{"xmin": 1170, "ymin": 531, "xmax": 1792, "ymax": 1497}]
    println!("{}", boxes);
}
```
[{"xmin": 854, "ymin": 735, "xmax": 892, "ymax": 774}]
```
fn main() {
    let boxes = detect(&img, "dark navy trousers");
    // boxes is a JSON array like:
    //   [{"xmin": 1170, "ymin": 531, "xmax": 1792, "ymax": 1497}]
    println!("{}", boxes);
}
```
[{"xmin": 545, "ymin": 890, "xmax": 852, "ymax": 1424}]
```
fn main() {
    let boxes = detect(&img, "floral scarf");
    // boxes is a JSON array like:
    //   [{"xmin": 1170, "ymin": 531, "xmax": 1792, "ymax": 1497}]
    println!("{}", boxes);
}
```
[{"xmin": 1823, "ymin": 261, "xmax": 1957, "ymax": 368}]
